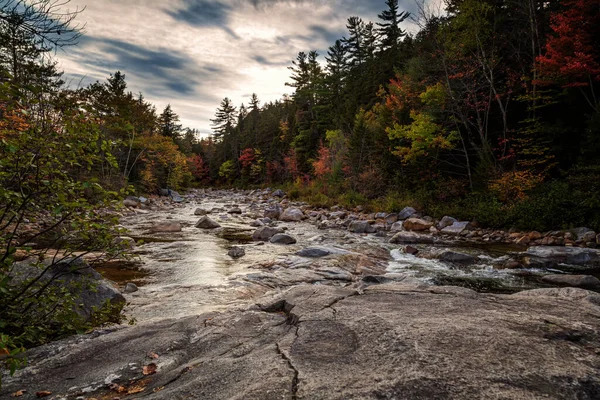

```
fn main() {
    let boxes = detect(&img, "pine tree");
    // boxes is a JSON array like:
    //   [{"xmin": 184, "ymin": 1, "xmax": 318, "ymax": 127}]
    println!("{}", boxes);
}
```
[{"xmin": 158, "ymin": 104, "xmax": 182, "ymax": 139}]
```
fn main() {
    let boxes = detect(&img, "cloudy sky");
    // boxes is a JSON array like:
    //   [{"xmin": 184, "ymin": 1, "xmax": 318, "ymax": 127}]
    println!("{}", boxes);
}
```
[{"xmin": 57, "ymin": 0, "xmax": 443, "ymax": 136}]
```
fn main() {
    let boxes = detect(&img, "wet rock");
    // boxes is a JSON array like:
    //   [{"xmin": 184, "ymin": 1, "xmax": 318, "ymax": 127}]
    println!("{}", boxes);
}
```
[
  {"xmin": 349, "ymin": 220, "xmax": 376, "ymax": 234},
  {"xmin": 264, "ymin": 205, "xmax": 282, "ymax": 220},
  {"xmin": 403, "ymin": 218, "xmax": 434, "ymax": 232},
  {"xmin": 123, "ymin": 282, "xmax": 139, "ymax": 293},
  {"xmin": 523, "ymin": 246, "xmax": 600, "ymax": 267},
  {"xmin": 441, "ymin": 221, "xmax": 470, "ymax": 235},
  {"xmin": 8, "ymin": 284, "xmax": 600, "ymax": 399},
  {"xmin": 437, "ymin": 216, "xmax": 457, "ymax": 230},
  {"xmin": 439, "ymin": 251, "xmax": 477, "ymax": 264},
  {"xmin": 390, "ymin": 221, "xmax": 404, "ymax": 232},
  {"xmin": 296, "ymin": 247, "xmax": 331, "ymax": 257},
  {"xmin": 404, "ymin": 245, "xmax": 419, "ymax": 255},
  {"xmin": 384, "ymin": 213, "xmax": 398, "ymax": 224},
  {"xmin": 272, "ymin": 189, "xmax": 285, "ymax": 197},
  {"xmin": 270, "ymin": 233, "xmax": 297, "ymax": 245},
  {"xmin": 280, "ymin": 207, "xmax": 304, "ymax": 222},
  {"xmin": 252, "ymin": 226, "xmax": 284, "ymax": 241},
  {"xmin": 389, "ymin": 231, "xmax": 434, "ymax": 244},
  {"xmin": 228, "ymin": 246, "xmax": 246, "ymax": 258},
  {"xmin": 397, "ymin": 206, "xmax": 416, "ymax": 220},
  {"xmin": 541, "ymin": 274, "xmax": 600, "ymax": 290},
  {"xmin": 195, "ymin": 216, "xmax": 221, "ymax": 229},
  {"xmin": 194, "ymin": 208, "xmax": 209, "ymax": 216},
  {"xmin": 149, "ymin": 221, "xmax": 182, "ymax": 233},
  {"xmin": 227, "ymin": 207, "xmax": 242, "ymax": 214}
]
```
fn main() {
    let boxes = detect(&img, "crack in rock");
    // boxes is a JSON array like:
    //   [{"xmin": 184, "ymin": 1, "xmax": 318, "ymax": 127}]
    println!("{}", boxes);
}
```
[{"xmin": 275, "ymin": 328, "xmax": 300, "ymax": 400}]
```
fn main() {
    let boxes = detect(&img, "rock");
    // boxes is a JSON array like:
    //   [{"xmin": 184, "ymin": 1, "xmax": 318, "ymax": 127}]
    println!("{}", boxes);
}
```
[
  {"xmin": 123, "ymin": 282, "xmax": 138, "ymax": 293},
  {"xmin": 523, "ymin": 246, "xmax": 600, "ymax": 267},
  {"xmin": 529, "ymin": 231, "xmax": 542, "ymax": 240},
  {"xmin": 571, "ymin": 227, "xmax": 595, "ymax": 241},
  {"xmin": 270, "ymin": 234, "xmax": 297, "ymax": 245},
  {"xmin": 397, "ymin": 206, "xmax": 416, "ymax": 220},
  {"xmin": 252, "ymin": 226, "xmax": 284, "ymax": 241},
  {"xmin": 272, "ymin": 189, "xmax": 285, "ymax": 197},
  {"xmin": 123, "ymin": 198, "xmax": 139, "ymax": 208},
  {"xmin": 404, "ymin": 245, "xmax": 419, "ymax": 255},
  {"xmin": 439, "ymin": 251, "xmax": 477, "ymax": 264},
  {"xmin": 403, "ymin": 218, "xmax": 434, "ymax": 232},
  {"xmin": 330, "ymin": 211, "xmax": 347, "ymax": 219},
  {"xmin": 384, "ymin": 213, "xmax": 398, "ymax": 224},
  {"xmin": 541, "ymin": 274, "xmax": 600, "ymax": 290},
  {"xmin": 264, "ymin": 205, "xmax": 282, "ymax": 220},
  {"xmin": 280, "ymin": 207, "xmax": 304, "ymax": 222},
  {"xmin": 441, "ymin": 221, "xmax": 470, "ymax": 235},
  {"xmin": 8, "ymin": 284, "xmax": 600, "ymax": 399},
  {"xmin": 390, "ymin": 221, "xmax": 404, "ymax": 232},
  {"xmin": 149, "ymin": 221, "xmax": 182, "ymax": 233},
  {"xmin": 115, "ymin": 236, "xmax": 136, "ymax": 249},
  {"xmin": 194, "ymin": 208, "xmax": 209, "ymax": 216},
  {"xmin": 296, "ymin": 247, "xmax": 331, "ymax": 257},
  {"xmin": 195, "ymin": 216, "xmax": 221, "ymax": 229},
  {"xmin": 349, "ymin": 221, "xmax": 376, "ymax": 234},
  {"xmin": 228, "ymin": 246, "xmax": 246, "ymax": 258},
  {"xmin": 437, "ymin": 216, "xmax": 457, "ymax": 230},
  {"xmin": 516, "ymin": 236, "xmax": 531, "ymax": 245},
  {"xmin": 228, "ymin": 207, "xmax": 242, "ymax": 214},
  {"xmin": 582, "ymin": 231, "xmax": 597, "ymax": 243},
  {"xmin": 250, "ymin": 219, "xmax": 264, "ymax": 227},
  {"xmin": 597, "ymin": 233, "xmax": 600, "ymax": 245},
  {"xmin": 389, "ymin": 231, "xmax": 434, "ymax": 244}
]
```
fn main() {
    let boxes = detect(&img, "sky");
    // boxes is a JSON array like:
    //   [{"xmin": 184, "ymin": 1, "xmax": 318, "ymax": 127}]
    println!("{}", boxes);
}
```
[{"xmin": 57, "ymin": 0, "xmax": 445, "ymax": 137}]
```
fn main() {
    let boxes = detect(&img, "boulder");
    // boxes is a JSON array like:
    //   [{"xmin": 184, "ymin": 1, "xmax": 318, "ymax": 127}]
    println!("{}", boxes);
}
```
[
  {"xmin": 441, "ymin": 221, "xmax": 471, "ymax": 235},
  {"xmin": 390, "ymin": 221, "xmax": 404, "ymax": 232},
  {"xmin": 228, "ymin": 207, "xmax": 243, "ymax": 214},
  {"xmin": 523, "ymin": 246, "xmax": 600, "ymax": 267},
  {"xmin": 349, "ymin": 221, "xmax": 376, "ymax": 234},
  {"xmin": 437, "ymin": 216, "xmax": 457, "ymax": 230},
  {"xmin": 252, "ymin": 226, "xmax": 284, "ymax": 241},
  {"xmin": 385, "ymin": 213, "xmax": 399, "ymax": 224},
  {"xmin": 123, "ymin": 282, "xmax": 139, "ymax": 293},
  {"xmin": 195, "ymin": 216, "xmax": 221, "ymax": 229},
  {"xmin": 571, "ymin": 227, "xmax": 595, "ymax": 241},
  {"xmin": 403, "ymin": 218, "xmax": 434, "ymax": 232},
  {"xmin": 250, "ymin": 219, "xmax": 264, "ymax": 228},
  {"xmin": 123, "ymin": 198, "xmax": 139, "ymax": 208},
  {"xmin": 439, "ymin": 251, "xmax": 477, "ymax": 264},
  {"xmin": 404, "ymin": 246, "xmax": 419, "ymax": 255},
  {"xmin": 330, "ymin": 211, "xmax": 347, "ymax": 219},
  {"xmin": 150, "ymin": 221, "xmax": 182, "ymax": 233},
  {"xmin": 264, "ymin": 205, "xmax": 282, "ymax": 220},
  {"xmin": 397, "ymin": 206, "xmax": 416, "ymax": 220},
  {"xmin": 270, "ymin": 234, "xmax": 297, "ymax": 245},
  {"xmin": 272, "ymin": 189, "xmax": 286, "ymax": 198},
  {"xmin": 541, "ymin": 274, "xmax": 600, "ymax": 290},
  {"xmin": 228, "ymin": 246, "xmax": 246, "ymax": 258},
  {"xmin": 389, "ymin": 231, "xmax": 434, "ymax": 244},
  {"xmin": 115, "ymin": 236, "xmax": 136, "ymax": 249},
  {"xmin": 296, "ymin": 247, "xmax": 332, "ymax": 258},
  {"xmin": 194, "ymin": 208, "xmax": 209, "ymax": 216},
  {"xmin": 280, "ymin": 208, "xmax": 304, "ymax": 222}
]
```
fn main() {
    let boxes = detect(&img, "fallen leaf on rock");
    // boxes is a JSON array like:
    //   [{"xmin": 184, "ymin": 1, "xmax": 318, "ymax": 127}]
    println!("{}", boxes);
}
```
[
  {"xmin": 127, "ymin": 385, "xmax": 146, "ymax": 394},
  {"xmin": 142, "ymin": 363, "xmax": 157, "ymax": 375},
  {"xmin": 35, "ymin": 391, "xmax": 52, "ymax": 398},
  {"xmin": 11, "ymin": 390, "xmax": 24, "ymax": 397},
  {"xmin": 153, "ymin": 386, "xmax": 165, "ymax": 393},
  {"xmin": 109, "ymin": 383, "xmax": 126, "ymax": 393}
]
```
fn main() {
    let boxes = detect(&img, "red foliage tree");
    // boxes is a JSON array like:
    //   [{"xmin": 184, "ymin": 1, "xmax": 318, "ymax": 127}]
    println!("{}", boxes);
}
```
[
  {"xmin": 187, "ymin": 154, "xmax": 210, "ymax": 184},
  {"xmin": 238, "ymin": 147, "xmax": 256, "ymax": 169},
  {"xmin": 312, "ymin": 142, "xmax": 332, "ymax": 178}
]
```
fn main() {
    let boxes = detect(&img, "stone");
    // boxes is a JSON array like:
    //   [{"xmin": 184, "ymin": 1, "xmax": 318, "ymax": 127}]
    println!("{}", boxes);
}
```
[
  {"xmin": 269, "ymin": 234, "xmax": 297, "ymax": 245},
  {"xmin": 8, "ymin": 284, "xmax": 600, "ymax": 399},
  {"xmin": 227, "ymin": 207, "xmax": 242, "ymax": 214},
  {"xmin": 330, "ymin": 211, "xmax": 347, "ymax": 219},
  {"xmin": 523, "ymin": 246, "xmax": 600, "ymax": 267},
  {"xmin": 250, "ymin": 219, "xmax": 264, "ymax": 228},
  {"xmin": 389, "ymin": 231, "xmax": 434, "ymax": 244},
  {"xmin": 516, "ymin": 236, "xmax": 531, "ymax": 245},
  {"xmin": 397, "ymin": 206, "xmax": 416, "ymax": 220},
  {"xmin": 384, "ymin": 213, "xmax": 399, "ymax": 224},
  {"xmin": 272, "ymin": 189, "xmax": 286, "ymax": 197},
  {"xmin": 541, "ymin": 274, "xmax": 600, "ymax": 290},
  {"xmin": 264, "ymin": 205, "xmax": 282, "ymax": 220},
  {"xmin": 439, "ymin": 251, "xmax": 477, "ymax": 264},
  {"xmin": 123, "ymin": 283, "xmax": 139, "ymax": 293},
  {"xmin": 529, "ymin": 231, "xmax": 542, "ymax": 240},
  {"xmin": 195, "ymin": 216, "xmax": 221, "ymax": 229},
  {"xmin": 123, "ymin": 198, "xmax": 139, "ymax": 208},
  {"xmin": 390, "ymin": 221, "xmax": 404, "ymax": 232},
  {"xmin": 150, "ymin": 221, "xmax": 182, "ymax": 233},
  {"xmin": 252, "ymin": 226, "xmax": 284, "ymax": 241},
  {"xmin": 280, "ymin": 208, "xmax": 304, "ymax": 222},
  {"xmin": 349, "ymin": 221, "xmax": 376, "ymax": 234},
  {"xmin": 441, "ymin": 221, "xmax": 470, "ymax": 235},
  {"xmin": 404, "ymin": 245, "xmax": 419, "ymax": 255},
  {"xmin": 582, "ymin": 231, "xmax": 597, "ymax": 243},
  {"xmin": 597, "ymin": 233, "xmax": 600, "ymax": 245},
  {"xmin": 296, "ymin": 247, "xmax": 331, "ymax": 257},
  {"xmin": 115, "ymin": 236, "xmax": 136, "ymax": 249},
  {"xmin": 194, "ymin": 208, "xmax": 209, "ymax": 216},
  {"xmin": 437, "ymin": 216, "xmax": 457, "ymax": 230},
  {"xmin": 228, "ymin": 246, "xmax": 246, "ymax": 258},
  {"xmin": 403, "ymin": 218, "xmax": 434, "ymax": 232}
]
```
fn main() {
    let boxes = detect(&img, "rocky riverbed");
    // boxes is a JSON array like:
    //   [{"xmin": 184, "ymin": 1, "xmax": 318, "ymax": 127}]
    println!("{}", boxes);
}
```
[{"xmin": 3, "ymin": 188, "xmax": 600, "ymax": 399}]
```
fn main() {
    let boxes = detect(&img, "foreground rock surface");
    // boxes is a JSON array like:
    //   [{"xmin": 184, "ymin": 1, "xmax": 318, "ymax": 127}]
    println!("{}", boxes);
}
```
[{"xmin": 4, "ymin": 284, "xmax": 600, "ymax": 399}]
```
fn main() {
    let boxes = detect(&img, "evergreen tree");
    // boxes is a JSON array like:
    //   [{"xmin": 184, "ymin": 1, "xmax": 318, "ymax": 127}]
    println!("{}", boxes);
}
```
[{"xmin": 158, "ymin": 104, "xmax": 182, "ymax": 139}]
